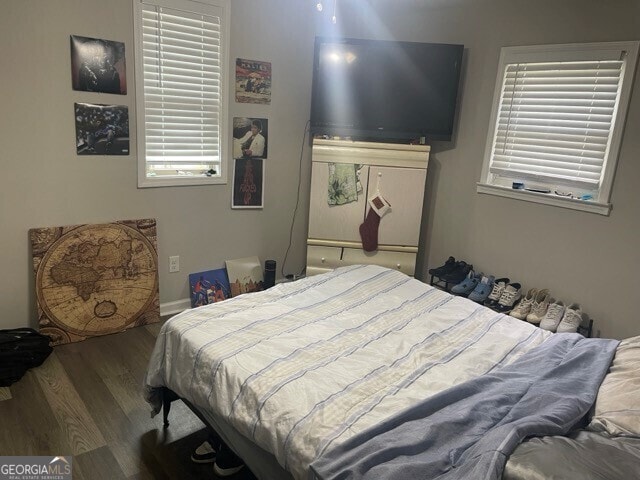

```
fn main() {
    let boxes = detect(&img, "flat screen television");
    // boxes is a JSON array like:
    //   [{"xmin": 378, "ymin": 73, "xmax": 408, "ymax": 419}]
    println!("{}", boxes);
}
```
[{"xmin": 310, "ymin": 37, "xmax": 464, "ymax": 141}]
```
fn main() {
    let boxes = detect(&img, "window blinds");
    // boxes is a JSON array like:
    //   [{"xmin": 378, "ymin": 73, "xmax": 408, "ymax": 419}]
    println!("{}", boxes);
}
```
[
  {"xmin": 142, "ymin": 5, "xmax": 222, "ymax": 178},
  {"xmin": 490, "ymin": 60, "xmax": 624, "ymax": 190}
]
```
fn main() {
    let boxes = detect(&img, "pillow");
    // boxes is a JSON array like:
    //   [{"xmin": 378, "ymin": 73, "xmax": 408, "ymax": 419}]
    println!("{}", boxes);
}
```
[{"xmin": 588, "ymin": 335, "xmax": 640, "ymax": 437}]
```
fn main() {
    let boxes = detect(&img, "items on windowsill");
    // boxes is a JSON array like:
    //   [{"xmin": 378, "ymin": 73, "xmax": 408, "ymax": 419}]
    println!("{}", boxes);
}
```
[{"xmin": 510, "ymin": 183, "xmax": 596, "ymax": 201}]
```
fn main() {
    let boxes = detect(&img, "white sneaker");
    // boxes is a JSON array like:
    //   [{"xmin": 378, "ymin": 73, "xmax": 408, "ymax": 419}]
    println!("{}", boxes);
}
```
[
  {"xmin": 484, "ymin": 278, "xmax": 509, "ymax": 308},
  {"xmin": 556, "ymin": 303, "xmax": 583, "ymax": 333},
  {"xmin": 191, "ymin": 440, "xmax": 216, "ymax": 464},
  {"xmin": 539, "ymin": 300, "xmax": 565, "ymax": 332},
  {"xmin": 510, "ymin": 288, "xmax": 537, "ymax": 320},
  {"xmin": 496, "ymin": 283, "xmax": 522, "ymax": 313},
  {"xmin": 526, "ymin": 289, "xmax": 551, "ymax": 324}
]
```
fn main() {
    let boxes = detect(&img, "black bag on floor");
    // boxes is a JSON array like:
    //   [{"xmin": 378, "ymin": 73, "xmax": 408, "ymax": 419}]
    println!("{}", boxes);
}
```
[{"xmin": 0, "ymin": 328, "xmax": 53, "ymax": 387}]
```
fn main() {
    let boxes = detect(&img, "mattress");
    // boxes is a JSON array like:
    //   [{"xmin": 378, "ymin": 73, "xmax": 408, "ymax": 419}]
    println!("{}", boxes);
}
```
[{"xmin": 145, "ymin": 265, "xmax": 552, "ymax": 480}]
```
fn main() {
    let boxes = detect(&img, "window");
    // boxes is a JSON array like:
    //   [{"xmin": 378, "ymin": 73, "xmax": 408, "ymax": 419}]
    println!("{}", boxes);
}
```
[
  {"xmin": 133, "ymin": 0, "xmax": 230, "ymax": 187},
  {"xmin": 478, "ymin": 42, "xmax": 639, "ymax": 215}
]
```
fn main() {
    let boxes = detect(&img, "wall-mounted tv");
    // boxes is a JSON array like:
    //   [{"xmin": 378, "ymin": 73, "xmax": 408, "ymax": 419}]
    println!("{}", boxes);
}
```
[{"xmin": 310, "ymin": 37, "xmax": 464, "ymax": 141}]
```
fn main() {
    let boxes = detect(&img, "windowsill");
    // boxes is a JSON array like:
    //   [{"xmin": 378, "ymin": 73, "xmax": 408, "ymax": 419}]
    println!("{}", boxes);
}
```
[
  {"xmin": 138, "ymin": 176, "xmax": 227, "ymax": 188},
  {"xmin": 476, "ymin": 183, "xmax": 611, "ymax": 216}
]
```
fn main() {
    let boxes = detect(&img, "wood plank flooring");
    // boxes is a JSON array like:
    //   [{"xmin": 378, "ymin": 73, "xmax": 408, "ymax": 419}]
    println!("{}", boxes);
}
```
[{"xmin": 0, "ymin": 320, "xmax": 257, "ymax": 479}]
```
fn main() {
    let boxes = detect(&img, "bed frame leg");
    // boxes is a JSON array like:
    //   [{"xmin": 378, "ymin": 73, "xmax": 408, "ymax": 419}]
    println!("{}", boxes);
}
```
[{"xmin": 162, "ymin": 388, "xmax": 171, "ymax": 428}]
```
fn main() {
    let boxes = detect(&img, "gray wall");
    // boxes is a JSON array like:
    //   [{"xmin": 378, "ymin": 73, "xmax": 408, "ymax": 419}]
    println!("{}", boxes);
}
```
[
  {"xmin": 328, "ymin": 0, "xmax": 640, "ymax": 340},
  {"xmin": 0, "ymin": 0, "xmax": 315, "ymax": 326},
  {"xmin": 2, "ymin": 0, "xmax": 639, "ymax": 340}
]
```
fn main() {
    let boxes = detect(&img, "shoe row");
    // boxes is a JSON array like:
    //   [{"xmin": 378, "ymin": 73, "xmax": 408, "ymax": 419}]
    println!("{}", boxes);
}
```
[
  {"xmin": 429, "ymin": 256, "xmax": 586, "ymax": 334},
  {"xmin": 510, "ymin": 287, "xmax": 585, "ymax": 333}
]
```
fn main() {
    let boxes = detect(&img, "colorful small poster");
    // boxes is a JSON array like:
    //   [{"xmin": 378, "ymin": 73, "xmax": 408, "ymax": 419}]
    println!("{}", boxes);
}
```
[
  {"xmin": 233, "ymin": 117, "xmax": 268, "ymax": 159},
  {"xmin": 232, "ymin": 157, "xmax": 264, "ymax": 209},
  {"xmin": 75, "ymin": 103, "xmax": 129, "ymax": 155},
  {"xmin": 70, "ymin": 35, "xmax": 127, "ymax": 94},
  {"xmin": 225, "ymin": 257, "xmax": 264, "ymax": 297},
  {"xmin": 235, "ymin": 58, "xmax": 271, "ymax": 104},
  {"xmin": 188, "ymin": 268, "xmax": 231, "ymax": 308}
]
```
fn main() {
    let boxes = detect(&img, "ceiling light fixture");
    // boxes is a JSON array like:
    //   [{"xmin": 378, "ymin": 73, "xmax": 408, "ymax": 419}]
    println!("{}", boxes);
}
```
[{"xmin": 316, "ymin": 2, "xmax": 323, "ymax": 11}]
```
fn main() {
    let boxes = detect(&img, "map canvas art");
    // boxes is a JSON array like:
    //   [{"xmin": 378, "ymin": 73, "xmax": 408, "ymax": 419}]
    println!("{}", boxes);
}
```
[{"xmin": 29, "ymin": 219, "xmax": 160, "ymax": 345}]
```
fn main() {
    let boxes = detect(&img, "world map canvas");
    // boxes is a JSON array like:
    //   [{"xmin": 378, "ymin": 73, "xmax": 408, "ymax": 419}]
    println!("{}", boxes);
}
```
[{"xmin": 29, "ymin": 219, "xmax": 160, "ymax": 345}]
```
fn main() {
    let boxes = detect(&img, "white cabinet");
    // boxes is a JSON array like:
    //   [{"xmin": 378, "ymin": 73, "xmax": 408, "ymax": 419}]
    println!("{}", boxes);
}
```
[{"xmin": 306, "ymin": 139, "xmax": 429, "ymax": 276}]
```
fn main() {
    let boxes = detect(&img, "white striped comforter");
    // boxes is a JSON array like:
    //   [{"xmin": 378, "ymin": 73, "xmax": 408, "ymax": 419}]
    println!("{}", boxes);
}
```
[{"xmin": 145, "ymin": 265, "xmax": 551, "ymax": 480}]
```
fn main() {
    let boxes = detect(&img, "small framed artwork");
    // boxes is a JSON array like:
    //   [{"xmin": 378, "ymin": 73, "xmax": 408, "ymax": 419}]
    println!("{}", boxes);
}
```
[
  {"xmin": 75, "ymin": 103, "xmax": 129, "ymax": 155},
  {"xmin": 232, "ymin": 157, "xmax": 264, "ymax": 209},
  {"xmin": 188, "ymin": 268, "xmax": 231, "ymax": 308},
  {"xmin": 70, "ymin": 35, "xmax": 127, "ymax": 94},
  {"xmin": 225, "ymin": 256, "xmax": 264, "ymax": 297},
  {"xmin": 235, "ymin": 58, "xmax": 271, "ymax": 104},
  {"xmin": 233, "ymin": 117, "xmax": 268, "ymax": 159}
]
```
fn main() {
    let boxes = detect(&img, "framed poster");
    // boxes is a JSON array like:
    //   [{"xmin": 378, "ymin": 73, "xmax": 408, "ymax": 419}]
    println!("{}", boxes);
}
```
[
  {"xmin": 75, "ymin": 103, "xmax": 129, "ymax": 155},
  {"xmin": 232, "ymin": 157, "xmax": 264, "ymax": 209},
  {"xmin": 235, "ymin": 58, "xmax": 271, "ymax": 104},
  {"xmin": 188, "ymin": 268, "xmax": 231, "ymax": 308},
  {"xmin": 233, "ymin": 117, "xmax": 268, "ymax": 159},
  {"xmin": 70, "ymin": 35, "xmax": 127, "ymax": 94}
]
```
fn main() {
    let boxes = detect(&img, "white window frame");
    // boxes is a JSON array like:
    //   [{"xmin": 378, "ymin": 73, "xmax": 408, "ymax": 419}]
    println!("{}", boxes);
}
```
[
  {"xmin": 478, "ymin": 41, "xmax": 639, "ymax": 215},
  {"xmin": 133, "ymin": 0, "xmax": 231, "ymax": 188}
]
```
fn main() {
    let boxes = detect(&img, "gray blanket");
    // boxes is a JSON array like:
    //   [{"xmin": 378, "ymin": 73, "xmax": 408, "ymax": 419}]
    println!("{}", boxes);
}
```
[{"xmin": 310, "ymin": 334, "xmax": 619, "ymax": 480}]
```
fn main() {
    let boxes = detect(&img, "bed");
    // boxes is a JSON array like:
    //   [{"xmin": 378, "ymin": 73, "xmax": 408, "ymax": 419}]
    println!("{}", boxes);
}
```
[{"xmin": 144, "ymin": 265, "xmax": 640, "ymax": 479}]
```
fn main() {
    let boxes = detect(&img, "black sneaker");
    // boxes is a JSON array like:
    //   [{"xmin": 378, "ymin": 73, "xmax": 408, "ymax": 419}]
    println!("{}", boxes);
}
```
[
  {"xmin": 191, "ymin": 440, "xmax": 216, "ymax": 464},
  {"xmin": 441, "ymin": 261, "xmax": 473, "ymax": 284},
  {"xmin": 428, "ymin": 256, "xmax": 456, "ymax": 277},
  {"xmin": 213, "ymin": 444, "xmax": 245, "ymax": 477}
]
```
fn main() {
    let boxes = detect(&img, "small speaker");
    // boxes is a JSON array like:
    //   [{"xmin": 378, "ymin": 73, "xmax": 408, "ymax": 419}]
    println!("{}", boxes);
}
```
[{"xmin": 264, "ymin": 260, "xmax": 276, "ymax": 289}]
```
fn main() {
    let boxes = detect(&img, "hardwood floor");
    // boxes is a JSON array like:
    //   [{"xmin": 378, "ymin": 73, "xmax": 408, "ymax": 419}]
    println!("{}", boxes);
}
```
[{"xmin": 0, "ymin": 321, "xmax": 257, "ymax": 479}]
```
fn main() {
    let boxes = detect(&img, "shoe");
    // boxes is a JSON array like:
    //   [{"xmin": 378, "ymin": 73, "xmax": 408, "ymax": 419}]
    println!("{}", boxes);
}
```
[
  {"xmin": 191, "ymin": 440, "xmax": 216, "ymax": 464},
  {"xmin": 428, "ymin": 256, "xmax": 456, "ymax": 277},
  {"xmin": 451, "ymin": 270, "xmax": 481, "ymax": 296},
  {"xmin": 441, "ymin": 261, "xmax": 473, "ymax": 284},
  {"xmin": 525, "ymin": 289, "xmax": 551, "ymax": 324},
  {"xmin": 483, "ymin": 278, "xmax": 510, "ymax": 309},
  {"xmin": 496, "ymin": 283, "xmax": 522, "ymax": 313},
  {"xmin": 468, "ymin": 275, "xmax": 495, "ymax": 303},
  {"xmin": 213, "ymin": 445, "xmax": 245, "ymax": 477},
  {"xmin": 509, "ymin": 288, "xmax": 537, "ymax": 320},
  {"xmin": 556, "ymin": 303, "xmax": 583, "ymax": 333},
  {"xmin": 539, "ymin": 300, "xmax": 566, "ymax": 332}
]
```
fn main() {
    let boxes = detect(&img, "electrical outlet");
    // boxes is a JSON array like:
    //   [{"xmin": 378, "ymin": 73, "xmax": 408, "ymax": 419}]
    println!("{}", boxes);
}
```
[{"xmin": 169, "ymin": 255, "xmax": 180, "ymax": 273}]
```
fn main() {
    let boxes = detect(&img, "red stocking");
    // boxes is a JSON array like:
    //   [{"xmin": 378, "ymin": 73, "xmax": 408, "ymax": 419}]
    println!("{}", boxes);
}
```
[
  {"xmin": 359, "ymin": 195, "xmax": 391, "ymax": 252},
  {"xmin": 359, "ymin": 208, "xmax": 381, "ymax": 252}
]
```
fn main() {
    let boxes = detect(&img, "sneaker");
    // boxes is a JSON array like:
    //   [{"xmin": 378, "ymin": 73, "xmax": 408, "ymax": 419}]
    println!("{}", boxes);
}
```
[
  {"xmin": 539, "ymin": 300, "xmax": 566, "ymax": 332},
  {"xmin": 556, "ymin": 303, "xmax": 583, "ymax": 333},
  {"xmin": 496, "ymin": 283, "xmax": 522, "ymax": 313},
  {"xmin": 213, "ymin": 445, "xmax": 245, "ymax": 477},
  {"xmin": 428, "ymin": 256, "xmax": 456, "ymax": 277},
  {"xmin": 484, "ymin": 278, "xmax": 510, "ymax": 309},
  {"xmin": 525, "ymin": 289, "xmax": 551, "ymax": 325},
  {"xmin": 468, "ymin": 275, "xmax": 495, "ymax": 303},
  {"xmin": 451, "ymin": 270, "xmax": 481, "ymax": 296},
  {"xmin": 191, "ymin": 440, "xmax": 216, "ymax": 464},
  {"xmin": 441, "ymin": 261, "xmax": 473, "ymax": 284},
  {"xmin": 509, "ymin": 288, "xmax": 537, "ymax": 320}
]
